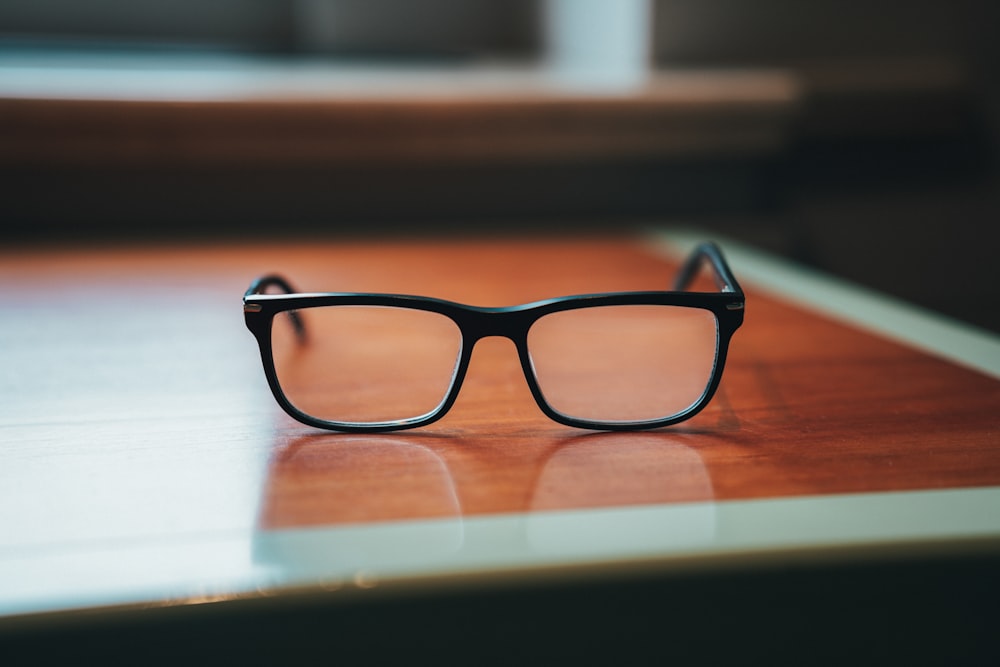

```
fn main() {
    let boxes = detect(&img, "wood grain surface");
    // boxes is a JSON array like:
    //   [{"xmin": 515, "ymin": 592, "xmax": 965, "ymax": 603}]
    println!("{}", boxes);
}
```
[{"xmin": 2, "ymin": 235, "xmax": 998, "ymax": 541}]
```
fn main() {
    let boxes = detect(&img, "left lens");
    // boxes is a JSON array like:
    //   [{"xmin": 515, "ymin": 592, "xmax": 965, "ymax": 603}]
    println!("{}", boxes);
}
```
[
  {"xmin": 271, "ymin": 305, "xmax": 462, "ymax": 425},
  {"xmin": 527, "ymin": 305, "xmax": 718, "ymax": 424}
]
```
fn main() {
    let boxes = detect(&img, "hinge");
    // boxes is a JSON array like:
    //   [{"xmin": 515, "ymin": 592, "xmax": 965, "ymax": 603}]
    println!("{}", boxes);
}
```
[
  {"xmin": 243, "ymin": 303, "xmax": 263, "ymax": 313},
  {"xmin": 726, "ymin": 302, "xmax": 744, "ymax": 311}
]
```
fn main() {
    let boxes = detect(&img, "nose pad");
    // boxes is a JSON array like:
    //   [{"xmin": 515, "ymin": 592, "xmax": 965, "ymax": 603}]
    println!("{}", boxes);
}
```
[{"xmin": 450, "ymin": 336, "xmax": 541, "ymax": 423}]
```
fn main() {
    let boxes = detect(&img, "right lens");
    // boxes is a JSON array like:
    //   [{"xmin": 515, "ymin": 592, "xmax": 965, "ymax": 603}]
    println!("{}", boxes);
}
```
[
  {"xmin": 527, "ymin": 304, "xmax": 718, "ymax": 424},
  {"xmin": 270, "ymin": 305, "xmax": 462, "ymax": 425}
]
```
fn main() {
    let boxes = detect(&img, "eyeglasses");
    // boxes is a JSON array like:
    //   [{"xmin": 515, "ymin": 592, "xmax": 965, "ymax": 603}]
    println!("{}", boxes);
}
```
[{"xmin": 244, "ymin": 242, "xmax": 744, "ymax": 433}]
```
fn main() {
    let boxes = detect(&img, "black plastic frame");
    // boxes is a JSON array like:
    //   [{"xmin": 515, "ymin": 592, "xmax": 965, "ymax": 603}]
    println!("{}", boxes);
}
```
[{"xmin": 244, "ymin": 242, "xmax": 744, "ymax": 432}]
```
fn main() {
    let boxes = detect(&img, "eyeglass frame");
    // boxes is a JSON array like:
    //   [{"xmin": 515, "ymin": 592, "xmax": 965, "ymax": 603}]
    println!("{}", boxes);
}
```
[{"xmin": 243, "ymin": 241, "xmax": 744, "ymax": 433}]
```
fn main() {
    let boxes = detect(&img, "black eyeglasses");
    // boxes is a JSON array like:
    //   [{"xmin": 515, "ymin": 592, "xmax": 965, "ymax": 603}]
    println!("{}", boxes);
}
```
[{"xmin": 244, "ymin": 242, "xmax": 744, "ymax": 433}]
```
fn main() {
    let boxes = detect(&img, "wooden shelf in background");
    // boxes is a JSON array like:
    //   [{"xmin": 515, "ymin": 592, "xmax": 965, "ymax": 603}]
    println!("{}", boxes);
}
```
[{"xmin": 0, "ymin": 60, "xmax": 798, "ymax": 166}]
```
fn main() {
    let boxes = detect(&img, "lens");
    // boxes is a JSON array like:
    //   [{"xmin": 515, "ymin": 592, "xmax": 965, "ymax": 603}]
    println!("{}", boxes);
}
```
[
  {"xmin": 527, "ymin": 305, "xmax": 718, "ymax": 424},
  {"xmin": 270, "ymin": 306, "xmax": 462, "ymax": 425}
]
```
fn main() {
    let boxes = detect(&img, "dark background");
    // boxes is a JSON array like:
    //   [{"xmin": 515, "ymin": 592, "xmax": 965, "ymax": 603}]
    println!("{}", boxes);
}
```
[{"xmin": 3, "ymin": 0, "xmax": 999, "ymax": 332}]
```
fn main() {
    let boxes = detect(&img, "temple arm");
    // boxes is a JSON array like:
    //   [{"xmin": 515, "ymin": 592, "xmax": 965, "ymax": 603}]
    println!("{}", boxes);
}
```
[
  {"xmin": 244, "ymin": 274, "xmax": 307, "ymax": 342},
  {"xmin": 672, "ymin": 242, "xmax": 744, "ymax": 296}
]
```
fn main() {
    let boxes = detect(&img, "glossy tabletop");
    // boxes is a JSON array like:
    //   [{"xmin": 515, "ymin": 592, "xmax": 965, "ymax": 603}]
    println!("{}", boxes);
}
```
[{"xmin": 1, "ymin": 230, "xmax": 999, "ymax": 627}]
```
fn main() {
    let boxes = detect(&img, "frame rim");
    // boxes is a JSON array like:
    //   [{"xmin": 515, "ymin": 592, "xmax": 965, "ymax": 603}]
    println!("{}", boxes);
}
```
[{"xmin": 243, "ymin": 242, "xmax": 745, "ymax": 432}]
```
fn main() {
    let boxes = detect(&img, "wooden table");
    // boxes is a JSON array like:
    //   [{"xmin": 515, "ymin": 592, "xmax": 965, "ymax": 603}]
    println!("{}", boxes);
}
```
[{"xmin": 1, "ymin": 230, "xmax": 998, "ymax": 664}]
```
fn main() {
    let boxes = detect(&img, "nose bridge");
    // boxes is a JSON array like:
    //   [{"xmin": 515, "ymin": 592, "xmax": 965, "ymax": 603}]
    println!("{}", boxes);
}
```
[{"xmin": 465, "ymin": 308, "xmax": 529, "ymax": 345}]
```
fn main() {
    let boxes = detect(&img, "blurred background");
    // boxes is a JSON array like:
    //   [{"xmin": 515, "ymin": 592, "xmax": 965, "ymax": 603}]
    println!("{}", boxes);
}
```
[{"xmin": 2, "ymin": 0, "xmax": 998, "ymax": 331}]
